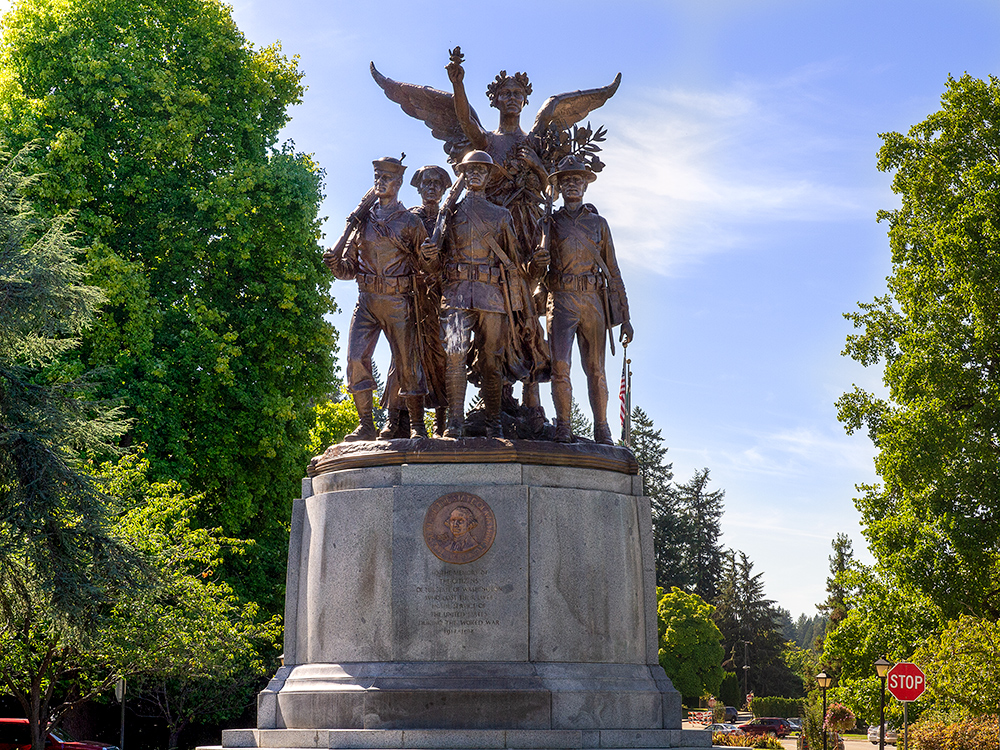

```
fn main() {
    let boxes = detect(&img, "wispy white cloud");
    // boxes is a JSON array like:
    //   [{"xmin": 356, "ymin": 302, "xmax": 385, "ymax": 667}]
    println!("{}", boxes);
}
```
[{"xmin": 589, "ymin": 72, "xmax": 881, "ymax": 276}]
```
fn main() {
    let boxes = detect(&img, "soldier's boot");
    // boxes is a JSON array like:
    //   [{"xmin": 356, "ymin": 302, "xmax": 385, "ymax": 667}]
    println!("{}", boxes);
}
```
[
  {"xmin": 378, "ymin": 408, "xmax": 401, "ymax": 440},
  {"xmin": 589, "ymin": 380, "xmax": 613, "ymax": 445},
  {"xmin": 397, "ymin": 408, "xmax": 411, "ymax": 438},
  {"xmin": 407, "ymin": 396, "xmax": 428, "ymax": 438},
  {"xmin": 552, "ymin": 378, "xmax": 574, "ymax": 443},
  {"xmin": 483, "ymin": 374, "xmax": 504, "ymax": 439},
  {"xmin": 434, "ymin": 407, "xmax": 447, "ymax": 438},
  {"xmin": 443, "ymin": 358, "xmax": 467, "ymax": 439},
  {"xmin": 522, "ymin": 381, "xmax": 547, "ymax": 436},
  {"xmin": 343, "ymin": 390, "xmax": 377, "ymax": 441}
]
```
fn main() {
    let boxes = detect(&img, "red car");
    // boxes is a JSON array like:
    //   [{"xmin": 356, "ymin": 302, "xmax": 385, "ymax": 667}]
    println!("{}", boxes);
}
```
[
  {"xmin": 0, "ymin": 719, "xmax": 119, "ymax": 750},
  {"xmin": 738, "ymin": 718, "xmax": 793, "ymax": 737}
]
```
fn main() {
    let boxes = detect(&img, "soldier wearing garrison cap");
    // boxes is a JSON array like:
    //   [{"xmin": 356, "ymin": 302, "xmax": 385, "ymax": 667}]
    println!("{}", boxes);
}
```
[
  {"xmin": 380, "ymin": 164, "xmax": 454, "ymax": 438},
  {"xmin": 544, "ymin": 155, "xmax": 633, "ymax": 444},
  {"xmin": 327, "ymin": 155, "xmax": 431, "ymax": 441}
]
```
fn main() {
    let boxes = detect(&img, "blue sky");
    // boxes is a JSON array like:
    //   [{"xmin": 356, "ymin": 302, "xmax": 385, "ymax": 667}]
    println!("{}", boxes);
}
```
[{"xmin": 219, "ymin": 0, "xmax": 1000, "ymax": 619}]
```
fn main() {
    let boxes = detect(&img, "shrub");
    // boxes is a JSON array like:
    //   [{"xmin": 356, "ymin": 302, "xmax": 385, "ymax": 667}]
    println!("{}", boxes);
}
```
[
  {"xmin": 911, "ymin": 716, "xmax": 999, "ymax": 750},
  {"xmin": 713, "ymin": 734, "xmax": 784, "ymax": 748},
  {"xmin": 752, "ymin": 696, "xmax": 805, "ymax": 718}
]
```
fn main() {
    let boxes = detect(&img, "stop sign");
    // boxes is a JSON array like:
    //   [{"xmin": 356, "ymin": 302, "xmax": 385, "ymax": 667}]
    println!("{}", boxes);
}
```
[{"xmin": 886, "ymin": 662, "xmax": 926, "ymax": 701}]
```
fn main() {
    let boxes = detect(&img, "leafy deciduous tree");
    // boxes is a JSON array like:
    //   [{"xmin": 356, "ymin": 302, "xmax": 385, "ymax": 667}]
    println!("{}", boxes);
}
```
[
  {"xmin": 838, "ymin": 73, "xmax": 1000, "ymax": 620},
  {"xmin": 657, "ymin": 586, "xmax": 724, "ymax": 703},
  {"xmin": 0, "ymin": 0, "xmax": 338, "ymax": 613}
]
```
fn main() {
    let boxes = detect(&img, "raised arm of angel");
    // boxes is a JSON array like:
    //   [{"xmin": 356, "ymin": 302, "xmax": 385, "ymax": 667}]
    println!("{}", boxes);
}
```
[{"xmin": 445, "ymin": 50, "xmax": 488, "ymax": 151}]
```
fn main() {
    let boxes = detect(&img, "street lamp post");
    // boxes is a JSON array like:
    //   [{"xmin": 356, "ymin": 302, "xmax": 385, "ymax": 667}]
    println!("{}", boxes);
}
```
[
  {"xmin": 875, "ymin": 658, "xmax": 892, "ymax": 750},
  {"xmin": 816, "ymin": 672, "xmax": 834, "ymax": 750}
]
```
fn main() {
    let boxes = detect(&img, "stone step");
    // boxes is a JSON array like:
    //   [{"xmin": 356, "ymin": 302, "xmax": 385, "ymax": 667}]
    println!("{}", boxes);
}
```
[{"xmin": 217, "ymin": 728, "xmax": 711, "ymax": 750}]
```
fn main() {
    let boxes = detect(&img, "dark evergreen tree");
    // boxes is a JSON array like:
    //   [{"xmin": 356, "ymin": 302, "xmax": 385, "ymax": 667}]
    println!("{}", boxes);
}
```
[
  {"xmin": 817, "ymin": 533, "xmax": 855, "ymax": 635},
  {"xmin": 630, "ymin": 407, "xmax": 685, "ymax": 589},
  {"xmin": 674, "ymin": 468, "xmax": 725, "ymax": 602},
  {"xmin": 714, "ymin": 551, "xmax": 802, "ymax": 699},
  {"xmin": 0, "ymin": 147, "xmax": 141, "ymax": 626}
]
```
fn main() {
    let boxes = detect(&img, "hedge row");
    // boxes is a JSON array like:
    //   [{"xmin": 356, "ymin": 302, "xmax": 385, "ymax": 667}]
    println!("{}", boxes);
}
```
[{"xmin": 751, "ymin": 697, "xmax": 805, "ymax": 718}]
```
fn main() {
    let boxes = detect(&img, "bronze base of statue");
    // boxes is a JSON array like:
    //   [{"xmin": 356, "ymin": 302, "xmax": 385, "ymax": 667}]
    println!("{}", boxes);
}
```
[{"xmin": 308, "ymin": 435, "xmax": 638, "ymax": 477}]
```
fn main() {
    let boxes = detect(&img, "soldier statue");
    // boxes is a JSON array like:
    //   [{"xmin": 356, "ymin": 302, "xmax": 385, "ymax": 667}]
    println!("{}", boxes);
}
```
[
  {"xmin": 380, "ymin": 165, "xmax": 453, "ymax": 438},
  {"xmin": 421, "ymin": 151, "xmax": 526, "ymax": 439},
  {"xmin": 372, "ymin": 50, "xmax": 620, "ymax": 416},
  {"xmin": 323, "ymin": 156, "xmax": 430, "ymax": 441},
  {"xmin": 544, "ymin": 155, "xmax": 633, "ymax": 444}
]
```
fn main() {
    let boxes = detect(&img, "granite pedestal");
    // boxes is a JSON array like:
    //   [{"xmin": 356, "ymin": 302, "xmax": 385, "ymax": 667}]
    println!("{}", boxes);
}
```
[{"xmin": 218, "ymin": 441, "xmax": 709, "ymax": 750}]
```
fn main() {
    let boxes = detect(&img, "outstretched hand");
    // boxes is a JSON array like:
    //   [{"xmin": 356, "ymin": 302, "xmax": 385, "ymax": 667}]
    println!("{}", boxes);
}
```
[{"xmin": 446, "ymin": 60, "xmax": 464, "ymax": 86}]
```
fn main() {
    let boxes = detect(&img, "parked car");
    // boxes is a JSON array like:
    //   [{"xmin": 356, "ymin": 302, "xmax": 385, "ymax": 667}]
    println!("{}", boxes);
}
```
[
  {"xmin": 786, "ymin": 717, "xmax": 802, "ymax": 732},
  {"xmin": 724, "ymin": 706, "xmax": 739, "ymax": 723},
  {"xmin": 0, "ymin": 719, "xmax": 119, "ymax": 750},
  {"xmin": 867, "ymin": 725, "xmax": 898, "ymax": 745},
  {"xmin": 706, "ymin": 724, "xmax": 744, "ymax": 736},
  {"xmin": 738, "ymin": 718, "xmax": 793, "ymax": 737}
]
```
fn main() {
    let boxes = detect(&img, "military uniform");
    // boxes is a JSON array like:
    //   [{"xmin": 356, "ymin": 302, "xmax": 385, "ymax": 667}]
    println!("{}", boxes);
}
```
[
  {"xmin": 546, "ymin": 203, "xmax": 629, "ymax": 443},
  {"xmin": 332, "ymin": 199, "xmax": 429, "ymax": 400},
  {"xmin": 439, "ymin": 190, "xmax": 524, "ymax": 436}
]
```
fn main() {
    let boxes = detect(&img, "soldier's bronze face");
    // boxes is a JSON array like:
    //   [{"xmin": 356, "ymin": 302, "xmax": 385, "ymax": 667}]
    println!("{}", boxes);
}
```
[
  {"xmin": 419, "ymin": 173, "xmax": 448, "ymax": 203},
  {"xmin": 374, "ymin": 168, "xmax": 402, "ymax": 199},
  {"xmin": 463, "ymin": 163, "xmax": 491, "ymax": 190},
  {"xmin": 495, "ymin": 82, "xmax": 526, "ymax": 115},
  {"xmin": 558, "ymin": 174, "xmax": 588, "ymax": 202}
]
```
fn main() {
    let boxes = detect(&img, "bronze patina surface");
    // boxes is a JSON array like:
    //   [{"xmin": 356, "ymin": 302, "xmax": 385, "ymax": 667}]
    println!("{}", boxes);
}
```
[
  {"xmin": 307, "ymin": 436, "xmax": 638, "ymax": 476},
  {"xmin": 423, "ymin": 492, "xmax": 496, "ymax": 565}
]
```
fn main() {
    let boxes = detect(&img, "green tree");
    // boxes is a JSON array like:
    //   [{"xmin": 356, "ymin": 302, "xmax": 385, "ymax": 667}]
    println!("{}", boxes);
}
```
[
  {"xmin": 817, "ymin": 534, "xmax": 855, "ymax": 637},
  {"xmin": 837, "ymin": 73, "xmax": 1000, "ymax": 620},
  {"xmin": 0, "ymin": 0, "xmax": 338, "ymax": 613},
  {"xmin": 106, "ymin": 454, "xmax": 281, "ymax": 750},
  {"xmin": 630, "ymin": 407, "xmax": 685, "ymax": 588},
  {"xmin": 569, "ymin": 398, "xmax": 593, "ymax": 438},
  {"xmin": 914, "ymin": 615, "xmax": 1000, "ymax": 719},
  {"xmin": 307, "ymin": 393, "xmax": 360, "ymax": 456},
  {"xmin": 657, "ymin": 586, "xmax": 724, "ymax": 703},
  {"xmin": 674, "ymin": 468, "xmax": 725, "ymax": 602},
  {"xmin": 714, "ymin": 551, "xmax": 802, "ymax": 698}
]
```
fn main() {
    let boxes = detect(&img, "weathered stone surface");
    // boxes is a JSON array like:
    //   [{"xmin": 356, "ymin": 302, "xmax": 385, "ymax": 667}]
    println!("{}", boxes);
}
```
[
  {"xmin": 312, "ymin": 466, "xmax": 403, "ymax": 495},
  {"xmin": 225, "ymin": 461, "xmax": 682, "ymax": 747},
  {"xmin": 527, "ymin": 487, "xmax": 644, "ymax": 663},
  {"xmin": 391, "ymin": 485, "xmax": 529, "ymax": 662},
  {"xmin": 521, "ymin": 464, "xmax": 631, "ymax": 494},
  {"xmin": 635, "ymin": 494, "xmax": 659, "ymax": 666},
  {"xmin": 221, "ymin": 730, "xmax": 257, "ymax": 748},
  {"xmin": 401, "ymin": 462, "xmax": 522, "ymax": 486},
  {"xmin": 296, "ymin": 489, "xmax": 394, "ymax": 663}
]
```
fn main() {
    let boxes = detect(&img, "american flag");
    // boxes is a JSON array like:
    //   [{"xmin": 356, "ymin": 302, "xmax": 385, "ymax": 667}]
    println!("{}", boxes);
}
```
[{"xmin": 619, "ymin": 356, "xmax": 631, "ymax": 446}]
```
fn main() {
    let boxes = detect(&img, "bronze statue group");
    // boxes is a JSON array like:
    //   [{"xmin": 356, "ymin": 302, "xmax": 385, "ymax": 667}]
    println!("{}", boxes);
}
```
[{"xmin": 323, "ymin": 50, "xmax": 632, "ymax": 445}]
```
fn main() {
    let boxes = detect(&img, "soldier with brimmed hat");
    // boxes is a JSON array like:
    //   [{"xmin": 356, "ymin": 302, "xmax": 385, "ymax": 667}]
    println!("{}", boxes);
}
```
[
  {"xmin": 543, "ymin": 154, "xmax": 633, "ymax": 444},
  {"xmin": 422, "ymin": 150, "xmax": 529, "ymax": 438},
  {"xmin": 326, "ymin": 155, "xmax": 431, "ymax": 441}
]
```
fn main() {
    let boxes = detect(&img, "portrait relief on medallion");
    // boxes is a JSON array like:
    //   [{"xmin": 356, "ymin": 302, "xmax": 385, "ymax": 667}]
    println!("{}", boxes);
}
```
[{"xmin": 423, "ymin": 492, "xmax": 496, "ymax": 564}]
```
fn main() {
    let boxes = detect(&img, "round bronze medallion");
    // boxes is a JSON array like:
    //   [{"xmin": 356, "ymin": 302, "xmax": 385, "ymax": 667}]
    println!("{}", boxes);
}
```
[{"xmin": 423, "ymin": 492, "xmax": 496, "ymax": 564}]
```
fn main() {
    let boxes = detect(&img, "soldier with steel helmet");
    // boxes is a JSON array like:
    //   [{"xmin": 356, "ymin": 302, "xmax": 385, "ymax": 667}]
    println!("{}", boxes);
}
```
[
  {"xmin": 421, "ymin": 150, "xmax": 526, "ymax": 438},
  {"xmin": 544, "ymin": 154, "xmax": 633, "ymax": 444},
  {"xmin": 325, "ymin": 156, "xmax": 430, "ymax": 441}
]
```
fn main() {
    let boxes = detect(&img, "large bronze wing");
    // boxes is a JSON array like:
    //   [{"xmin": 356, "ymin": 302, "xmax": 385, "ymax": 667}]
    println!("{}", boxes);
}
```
[
  {"xmin": 529, "ymin": 73, "xmax": 622, "ymax": 137},
  {"xmin": 370, "ymin": 62, "xmax": 484, "ymax": 164}
]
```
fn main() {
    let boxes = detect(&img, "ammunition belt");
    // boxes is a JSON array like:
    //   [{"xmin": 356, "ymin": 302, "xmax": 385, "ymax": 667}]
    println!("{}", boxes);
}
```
[
  {"xmin": 356, "ymin": 273, "xmax": 414, "ymax": 294},
  {"xmin": 546, "ymin": 272, "xmax": 605, "ymax": 292},
  {"xmin": 445, "ymin": 262, "xmax": 503, "ymax": 285}
]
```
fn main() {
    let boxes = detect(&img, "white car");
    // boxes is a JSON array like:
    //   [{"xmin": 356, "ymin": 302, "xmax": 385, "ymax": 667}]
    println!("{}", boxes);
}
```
[
  {"xmin": 706, "ymin": 723, "xmax": 744, "ymax": 736},
  {"xmin": 867, "ymin": 725, "xmax": 898, "ymax": 745}
]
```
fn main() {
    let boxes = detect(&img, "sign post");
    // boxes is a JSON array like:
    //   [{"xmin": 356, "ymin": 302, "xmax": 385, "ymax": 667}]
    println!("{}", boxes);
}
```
[{"xmin": 886, "ymin": 663, "xmax": 926, "ymax": 750}]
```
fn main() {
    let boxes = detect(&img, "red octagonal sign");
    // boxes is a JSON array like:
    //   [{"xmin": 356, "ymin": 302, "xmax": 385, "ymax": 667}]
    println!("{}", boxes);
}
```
[{"xmin": 887, "ymin": 662, "xmax": 926, "ymax": 702}]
